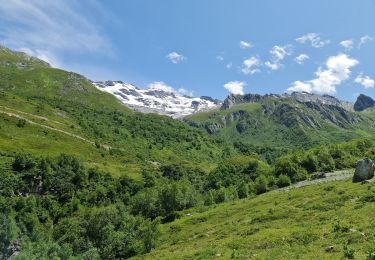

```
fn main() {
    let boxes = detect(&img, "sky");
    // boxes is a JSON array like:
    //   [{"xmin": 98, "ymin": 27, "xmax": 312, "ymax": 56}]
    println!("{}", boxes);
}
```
[{"xmin": 0, "ymin": 0, "xmax": 375, "ymax": 101}]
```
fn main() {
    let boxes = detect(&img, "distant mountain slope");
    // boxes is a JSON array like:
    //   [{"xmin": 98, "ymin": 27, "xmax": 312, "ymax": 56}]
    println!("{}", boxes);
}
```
[
  {"xmin": 0, "ymin": 46, "xmax": 224, "ymax": 177},
  {"xmin": 94, "ymin": 81, "xmax": 221, "ymax": 118},
  {"xmin": 186, "ymin": 92, "xmax": 375, "ymax": 158}
]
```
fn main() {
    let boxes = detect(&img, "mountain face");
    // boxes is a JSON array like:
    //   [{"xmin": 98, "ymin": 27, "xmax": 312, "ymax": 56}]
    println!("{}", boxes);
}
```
[
  {"xmin": 354, "ymin": 94, "xmax": 375, "ymax": 111},
  {"xmin": 94, "ymin": 81, "xmax": 221, "ymax": 118},
  {"xmin": 186, "ymin": 91, "xmax": 375, "ymax": 153},
  {"xmin": 222, "ymin": 92, "xmax": 354, "ymax": 111}
]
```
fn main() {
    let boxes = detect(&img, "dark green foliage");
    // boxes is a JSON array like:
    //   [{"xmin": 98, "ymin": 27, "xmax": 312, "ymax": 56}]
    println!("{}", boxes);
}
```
[
  {"xmin": 277, "ymin": 175, "xmax": 291, "ymax": 188},
  {"xmin": 16, "ymin": 119, "xmax": 26, "ymax": 128},
  {"xmin": 254, "ymin": 175, "xmax": 268, "ymax": 194}
]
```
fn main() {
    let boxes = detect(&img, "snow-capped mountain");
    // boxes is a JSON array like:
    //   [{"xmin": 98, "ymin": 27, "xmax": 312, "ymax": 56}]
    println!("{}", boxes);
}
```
[{"xmin": 93, "ymin": 81, "xmax": 221, "ymax": 118}]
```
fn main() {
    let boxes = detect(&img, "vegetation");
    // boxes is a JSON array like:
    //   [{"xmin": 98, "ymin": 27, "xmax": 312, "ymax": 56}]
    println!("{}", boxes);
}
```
[
  {"xmin": 140, "ymin": 179, "xmax": 375, "ymax": 259},
  {"xmin": 2, "ymin": 46, "xmax": 375, "ymax": 259}
]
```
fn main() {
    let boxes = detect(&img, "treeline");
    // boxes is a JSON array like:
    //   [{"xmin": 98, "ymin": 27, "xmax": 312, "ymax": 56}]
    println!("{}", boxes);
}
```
[{"xmin": 0, "ymin": 138, "xmax": 373, "ymax": 259}]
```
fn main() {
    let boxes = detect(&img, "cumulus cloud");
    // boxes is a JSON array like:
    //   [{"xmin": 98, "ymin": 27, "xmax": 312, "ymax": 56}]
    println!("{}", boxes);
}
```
[
  {"xmin": 340, "ymin": 40, "xmax": 354, "ymax": 51},
  {"xmin": 296, "ymin": 33, "xmax": 330, "ymax": 48},
  {"xmin": 226, "ymin": 62, "xmax": 233, "ymax": 69},
  {"xmin": 358, "ymin": 35, "xmax": 373, "ymax": 49},
  {"xmin": 287, "ymin": 54, "xmax": 359, "ymax": 94},
  {"xmin": 0, "ymin": 0, "xmax": 113, "ymax": 68},
  {"xmin": 224, "ymin": 81, "xmax": 246, "ymax": 95},
  {"xmin": 241, "ymin": 56, "xmax": 261, "ymax": 75},
  {"xmin": 166, "ymin": 52, "xmax": 186, "ymax": 64},
  {"xmin": 355, "ymin": 73, "xmax": 374, "ymax": 89},
  {"xmin": 148, "ymin": 81, "xmax": 194, "ymax": 96},
  {"xmin": 264, "ymin": 61, "xmax": 281, "ymax": 70},
  {"xmin": 239, "ymin": 40, "xmax": 252, "ymax": 49},
  {"xmin": 265, "ymin": 44, "xmax": 292, "ymax": 70},
  {"xmin": 294, "ymin": 54, "xmax": 309, "ymax": 65}
]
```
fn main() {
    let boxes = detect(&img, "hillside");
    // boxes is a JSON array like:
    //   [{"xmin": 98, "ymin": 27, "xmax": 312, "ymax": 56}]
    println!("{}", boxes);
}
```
[
  {"xmin": 0, "ymin": 46, "xmax": 224, "ymax": 178},
  {"xmin": 140, "ymin": 177, "xmax": 375, "ymax": 259},
  {"xmin": 186, "ymin": 92, "xmax": 375, "ymax": 161}
]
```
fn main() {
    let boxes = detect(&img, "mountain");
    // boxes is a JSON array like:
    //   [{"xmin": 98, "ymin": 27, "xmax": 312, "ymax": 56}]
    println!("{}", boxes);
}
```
[
  {"xmin": 94, "ymin": 81, "xmax": 221, "ymax": 118},
  {"xmin": 186, "ymin": 91, "xmax": 375, "ymax": 159},
  {"xmin": 354, "ymin": 94, "xmax": 375, "ymax": 111},
  {"xmin": 0, "ymin": 46, "xmax": 224, "ymax": 177}
]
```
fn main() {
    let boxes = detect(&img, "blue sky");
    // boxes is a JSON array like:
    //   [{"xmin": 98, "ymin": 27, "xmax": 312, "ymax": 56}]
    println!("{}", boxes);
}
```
[{"xmin": 1, "ymin": 0, "xmax": 375, "ymax": 100}]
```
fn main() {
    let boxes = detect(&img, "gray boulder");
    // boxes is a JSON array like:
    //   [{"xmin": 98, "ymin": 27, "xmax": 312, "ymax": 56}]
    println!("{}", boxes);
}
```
[{"xmin": 353, "ymin": 158, "xmax": 375, "ymax": 183}]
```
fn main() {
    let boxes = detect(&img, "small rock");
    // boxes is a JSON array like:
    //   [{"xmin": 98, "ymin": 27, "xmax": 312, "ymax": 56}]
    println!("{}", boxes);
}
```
[
  {"xmin": 353, "ymin": 158, "xmax": 375, "ymax": 183},
  {"xmin": 325, "ymin": 246, "xmax": 334, "ymax": 252}
]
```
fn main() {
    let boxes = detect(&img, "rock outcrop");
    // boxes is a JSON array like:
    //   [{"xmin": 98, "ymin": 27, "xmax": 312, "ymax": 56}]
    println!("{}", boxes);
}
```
[
  {"xmin": 354, "ymin": 94, "xmax": 375, "ymax": 112},
  {"xmin": 352, "ymin": 158, "xmax": 375, "ymax": 182}
]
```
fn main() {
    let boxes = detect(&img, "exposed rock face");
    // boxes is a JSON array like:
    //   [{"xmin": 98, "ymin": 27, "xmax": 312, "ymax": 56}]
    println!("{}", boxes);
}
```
[
  {"xmin": 218, "ymin": 92, "xmax": 364, "ymax": 130},
  {"xmin": 221, "ymin": 93, "xmax": 279, "ymax": 109},
  {"xmin": 354, "ymin": 94, "xmax": 375, "ymax": 111},
  {"xmin": 290, "ymin": 92, "xmax": 354, "ymax": 111},
  {"xmin": 353, "ymin": 158, "xmax": 375, "ymax": 182}
]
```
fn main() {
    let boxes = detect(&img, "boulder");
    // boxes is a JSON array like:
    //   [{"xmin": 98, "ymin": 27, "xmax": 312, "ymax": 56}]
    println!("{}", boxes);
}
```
[{"xmin": 353, "ymin": 158, "xmax": 375, "ymax": 183}]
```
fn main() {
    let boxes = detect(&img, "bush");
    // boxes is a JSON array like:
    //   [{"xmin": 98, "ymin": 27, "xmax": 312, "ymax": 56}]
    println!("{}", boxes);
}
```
[
  {"xmin": 277, "ymin": 175, "xmax": 291, "ymax": 188},
  {"xmin": 16, "ymin": 119, "xmax": 26, "ymax": 128},
  {"xmin": 254, "ymin": 175, "xmax": 268, "ymax": 194}
]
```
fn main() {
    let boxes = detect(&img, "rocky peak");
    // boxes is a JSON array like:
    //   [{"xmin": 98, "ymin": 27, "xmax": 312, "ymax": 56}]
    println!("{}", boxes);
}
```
[
  {"xmin": 354, "ymin": 94, "xmax": 375, "ymax": 111},
  {"xmin": 93, "ymin": 81, "xmax": 222, "ymax": 118}
]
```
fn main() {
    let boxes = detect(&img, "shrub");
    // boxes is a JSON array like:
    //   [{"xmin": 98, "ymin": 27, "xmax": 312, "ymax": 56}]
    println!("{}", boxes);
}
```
[
  {"xmin": 254, "ymin": 175, "xmax": 268, "ymax": 194},
  {"xmin": 277, "ymin": 175, "xmax": 291, "ymax": 188},
  {"xmin": 16, "ymin": 119, "xmax": 26, "ymax": 128}
]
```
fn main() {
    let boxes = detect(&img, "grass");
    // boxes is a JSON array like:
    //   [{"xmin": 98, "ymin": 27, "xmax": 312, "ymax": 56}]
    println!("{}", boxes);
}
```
[
  {"xmin": 139, "ymin": 179, "xmax": 375, "ymax": 259},
  {"xmin": 0, "ymin": 47, "xmax": 225, "ymax": 179}
]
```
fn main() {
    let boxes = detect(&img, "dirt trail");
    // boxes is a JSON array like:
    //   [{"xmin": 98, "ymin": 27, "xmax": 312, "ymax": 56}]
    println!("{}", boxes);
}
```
[
  {"xmin": 275, "ymin": 169, "xmax": 354, "ymax": 192},
  {"xmin": 0, "ymin": 108, "xmax": 94, "ymax": 145},
  {"xmin": 0, "ymin": 105, "xmax": 66, "ymax": 126}
]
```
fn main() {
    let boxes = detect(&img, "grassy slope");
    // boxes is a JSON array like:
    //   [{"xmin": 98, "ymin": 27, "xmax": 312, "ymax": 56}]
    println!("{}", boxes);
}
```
[
  {"xmin": 0, "ymin": 47, "xmax": 223, "ymax": 178},
  {"xmin": 186, "ymin": 100, "xmax": 375, "ymax": 151},
  {"xmin": 141, "ymin": 177, "xmax": 375, "ymax": 259}
]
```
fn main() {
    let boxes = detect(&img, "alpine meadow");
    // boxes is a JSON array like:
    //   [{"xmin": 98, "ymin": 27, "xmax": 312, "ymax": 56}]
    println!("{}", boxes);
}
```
[{"xmin": 1, "ymin": 1, "xmax": 375, "ymax": 259}]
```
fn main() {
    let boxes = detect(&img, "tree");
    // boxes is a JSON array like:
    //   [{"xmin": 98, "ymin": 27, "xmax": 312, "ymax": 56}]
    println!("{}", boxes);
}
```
[{"xmin": 0, "ymin": 213, "xmax": 19, "ymax": 259}]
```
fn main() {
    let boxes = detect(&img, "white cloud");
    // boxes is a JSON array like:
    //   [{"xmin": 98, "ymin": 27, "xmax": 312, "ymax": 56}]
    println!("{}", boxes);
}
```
[
  {"xmin": 226, "ymin": 62, "xmax": 233, "ymax": 69},
  {"xmin": 148, "ymin": 81, "xmax": 175, "ymax": 93},
  {"xmin": 0, "ymin": 0, "xmax": 113, "ymax": 68},
  {"xmin": 287, "ymin": 54, "xmax": 359, "ymax": 94},
  {"xmin": 241, "ymin": 56, "xmax": 261, "ymax": 75},
  {"xmin": 358, "ymin": 35, "xmax": 373, "ymax": 49},
  {"xmin": 270, "ymin": 45, "xmax": 292, "ymax": 60},
  {"xmin": 296, "ymin": 33, "xmax": 330, "ymax": 48},
  {"xmin": 265, "ymin": 44, "xmax": 292, "ymax": 70},
  {"xmin": 148, "ymin": 81, "xmax": 194, "ymax": 96},
  {"xmin": 224, "ymin": 81, "xmax": 246, "ymax": 95},
  {"xmin": 178, "ymin": 87, "xmax": 194, "ymax": 97},
  {"xmin": 216, "ymin": 55, "xmax": 224, "ymax": 61},
  {"xmin": 294, "ymin": 54, "xmax": 309, "ymax": 65},
  {"xmin": 239, "ymin": 40, "xmax": 252, "ymax": 49},
  {"xmin": 340, "ymin": 40, "xmax": 354, "ymax": 51},
  {"xmin": 264, "ymin": 61, "xmax": 281, "ymax": 70},
  {"xmin": 355, "ymin": 73, "xmax": 375, "ymax": 89},
  {"xmin": 166, "ymin": 52, "xmax": 186, "ymax": 64}
]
